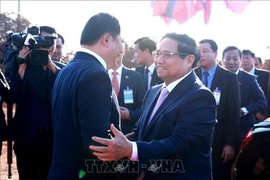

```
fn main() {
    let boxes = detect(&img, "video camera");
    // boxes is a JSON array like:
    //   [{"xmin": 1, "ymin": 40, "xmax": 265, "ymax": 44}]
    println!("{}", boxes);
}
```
[{"xmin": 1, "ymin": 25, "xmax": 57, "ymax": 77}]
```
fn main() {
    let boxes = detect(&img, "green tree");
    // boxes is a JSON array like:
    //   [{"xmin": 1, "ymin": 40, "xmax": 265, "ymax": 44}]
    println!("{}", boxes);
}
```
[{"xmin": 0, "ymin": 12, "xmax": 31, "ymax": 42}]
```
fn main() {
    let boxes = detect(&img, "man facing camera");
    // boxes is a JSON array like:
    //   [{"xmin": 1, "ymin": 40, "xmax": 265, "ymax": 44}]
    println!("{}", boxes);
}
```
[
  {"xmin": 90, "ymin": 33, "xmax": 217, "ymax": 180},
  {"xmin": 222, "ymin": 46, "xmax": 266, "ymax": 142}
]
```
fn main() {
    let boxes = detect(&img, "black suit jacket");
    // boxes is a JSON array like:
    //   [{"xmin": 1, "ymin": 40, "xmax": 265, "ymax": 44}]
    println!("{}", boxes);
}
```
[
  {"xmin": 195, "ymin": 65, "xmax": 240, "ymax": 149},
  {"xmin": 117, "ymin": 66, "xmax": 144, "ymax": 135},
  {"xmin": 48, "ymin": 52, "xmax": 120, "ymax": 180},
  {"xmin": 131, "ymin": 71, "xmax": 216, "ymax": 180},
  {"xmin": 238, "ymin": 70, "xmax": 267, "ymax": 141},
  {"xmin": 254, "ymin": 68, "xmax": 270, "ymax": 117},
  {"xmin": 135, "ymin": 65, "xmax": 163, "ymax": 92}
]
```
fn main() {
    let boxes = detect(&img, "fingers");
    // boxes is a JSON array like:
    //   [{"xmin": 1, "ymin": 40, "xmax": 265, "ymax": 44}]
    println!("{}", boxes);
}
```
[
  {"xmin": 92, "ymin": 136, "xmax": 111, "ymax": 146},
  {"xmin": 89, "ymin": 145, "xmax": 108, "ymax": 153},
  {"xmin": 110, "ymin": 124, "xmax": 122, "ymax": 137},
  {"xmin": 221, "ymin": 149, "xmax": 224, "ymax": 159},
  {"xmin": 125, "ymin": 132, "xmax": 135, "ymax": 139}
]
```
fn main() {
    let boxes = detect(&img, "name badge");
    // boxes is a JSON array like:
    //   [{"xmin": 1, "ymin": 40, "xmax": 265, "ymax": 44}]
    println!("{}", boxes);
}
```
[
  {"xmin": 124, "ymin": 86, "xmax": 134, "ymax": 104},
  {"xmin": 213, "ymin": 87, "xmax": 221, "ymax": 105}
]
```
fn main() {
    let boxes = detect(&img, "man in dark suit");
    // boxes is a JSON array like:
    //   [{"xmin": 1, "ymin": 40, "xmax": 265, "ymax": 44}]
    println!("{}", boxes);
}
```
[
  {"xmin": 90, "ymin": 33, "xmax": 217, "ymax": 180},
  {"xmin": 134, "ymin": 37, "xmax": 163, "ymax": 94},
  {"xmin": 222, "ymin": 46, "xmax": 267, "ymax": 142},
  {"xmin": 109, "ymin": 46, "xmax": 144, "ymax": 135},
  {"xmin": 194, "ymin": 39, "xmax": 241, "ymax": 180},
  {"xmin": 9, "ymin": 26, "xmax": 61, "ymax": 180},
  {"xmin": 48, "ymin": 13, "xmax": 122, "ymax": 180},
  {"xmin": 241, "ymin": 50, "xmax": 270, "ymax": 119}
]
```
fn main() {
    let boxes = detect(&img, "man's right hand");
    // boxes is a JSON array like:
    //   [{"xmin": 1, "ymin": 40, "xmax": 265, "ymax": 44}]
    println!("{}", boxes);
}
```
[{"xmin": 18, "ymin": 47, "xmax": 29, "ymax": 79}]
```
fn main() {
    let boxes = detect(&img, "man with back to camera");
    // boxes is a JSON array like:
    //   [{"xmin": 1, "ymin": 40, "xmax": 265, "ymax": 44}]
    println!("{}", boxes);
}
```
[
  {"xmin": 8, "ymin": 26, "xmax": 60, "ymax": 180},
  {"xmin": 48, "ymin": 13, "xmax": 123, "ymax": 180},
  {"xmin": 90, "ymin": 33, "xmax": 217, "ymax": 180}
]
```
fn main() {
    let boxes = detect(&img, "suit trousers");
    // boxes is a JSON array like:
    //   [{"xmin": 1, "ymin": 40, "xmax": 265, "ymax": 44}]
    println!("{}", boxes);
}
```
[{"xmin": 14, "ymin": 130, "xmax": 53, "ymax": 180}]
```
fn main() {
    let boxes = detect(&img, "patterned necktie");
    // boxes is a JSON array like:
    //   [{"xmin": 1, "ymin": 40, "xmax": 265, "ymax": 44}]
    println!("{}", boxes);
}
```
[
  {"xmin": 203, "ymin": 71, "xmax": 209, "ymax": 88},
  {"xmin": 112, "ymin": 71, "xmax": 119, "ymax": 96},
  {"xmin": 148, "ymin": 87, "xmax": 169, "ymax": 126},
  {"xmin": 144, "ymin": 68, "xmax": 149, "ymax": 92}
]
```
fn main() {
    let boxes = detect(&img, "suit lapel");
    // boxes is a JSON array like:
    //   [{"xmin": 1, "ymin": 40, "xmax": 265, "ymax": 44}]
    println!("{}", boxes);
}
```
[
  {"xmin": 141, "ymin": 72, "xmax": 196, "ymax": 139},
  {"xmin": 210, "ymin": 65, "xmax": 222, "ymax": 92},
  {"xmin": 151, "ymin": 69, "xmax": 158, "ymax": 86},
  {"xmin": 140, "ymin": 87, "xmax": 161, "ymax": 139}
]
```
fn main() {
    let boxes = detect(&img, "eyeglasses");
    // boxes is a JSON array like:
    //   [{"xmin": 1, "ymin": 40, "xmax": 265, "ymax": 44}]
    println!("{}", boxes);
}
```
[{"xmin": 153, "ymin": 50, "xmax": 190, "ymax": 60}]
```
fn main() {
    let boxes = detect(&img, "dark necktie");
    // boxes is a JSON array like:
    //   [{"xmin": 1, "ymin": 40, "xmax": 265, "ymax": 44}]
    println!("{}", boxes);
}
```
[
  {"xmin": 203, "ymin": 71, "xmax": 209, "ymax": 87},
  {"xmin": 144, "ymin": 68, "xmax": 149, "ymax": 92}
]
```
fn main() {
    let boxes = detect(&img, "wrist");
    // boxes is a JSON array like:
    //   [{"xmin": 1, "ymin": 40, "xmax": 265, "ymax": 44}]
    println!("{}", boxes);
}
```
[{"xmin": 127, "ymin": 141, "xmax": 133, "ymax": 158}]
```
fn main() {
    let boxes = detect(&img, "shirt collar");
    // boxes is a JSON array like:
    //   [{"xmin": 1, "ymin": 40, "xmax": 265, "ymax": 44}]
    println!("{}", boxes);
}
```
[
  {"xmin": 201, "ymin": 64, "xmax": 217, "ymax": 78},
  {"xmin": 108, "ymin": 65, "xmax": 123, "ymax": 76},
  {"xmin": 162, "ymin": 70, "xmax": 193, "ymax": 93},
  {"xmin": 147, "ymin": 63, "xmax": 155, "ymax": 75},
  {"xmin": 77, "ymin": 47, "xmax": 107, "ymax": 70},
  {"xmin": 235, "ymin": 69, "xmax": 240, "ymax": 75},
  {"xmin": 249, "ymin": 67, "xmax": 255, "ymax": 74}
]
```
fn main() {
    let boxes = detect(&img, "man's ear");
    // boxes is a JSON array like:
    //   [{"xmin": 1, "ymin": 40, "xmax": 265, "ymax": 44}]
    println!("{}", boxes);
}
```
[
  {"xmin": 188, "ymin": 55, "xmax": 195, "ymax": 67},
  {"xmin": 102, "ymin": 33, "xmax": 111, "ymax": 47}
]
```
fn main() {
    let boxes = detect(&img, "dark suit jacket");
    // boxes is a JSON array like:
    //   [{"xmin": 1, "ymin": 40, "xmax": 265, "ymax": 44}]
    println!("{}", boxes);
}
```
[
  {"xmin": 118, "ymin": 66, "xmax": 144, "ymax": 135},
  {"xmin": 135, "ymin": 65, "xmax": 163, "ymax": 92},
  {"xmin": 48, "ymin": 52, "xmax": 120, "ymax": 180},
  {"xmin": 238, "ymin": 70, "xmax": 267, "ymax": 141},
  {"xmin": 131, "ymin": 71, "xmax": 216, "ymax": 180},
  {"xmin": 254, "ymin": 68, "xmax": 270, "ymax": 117},
  {"xmin": 195, "ymin": 65, "xmax": 240, "ymax": 150}
]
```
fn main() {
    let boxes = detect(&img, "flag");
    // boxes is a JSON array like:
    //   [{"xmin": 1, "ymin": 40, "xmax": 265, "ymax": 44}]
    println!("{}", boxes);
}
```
[
  {"xmin": 195, "ymin": 0, "xmax": 212, "ymax": 24},
  {"xmin": 152, "ymin": 0, "xmax": 173, "ymax": 25},
  {"xmin": 224, "ymin": 0, "xmax": 250, "ymax": 14},
  {"xmin": 172, "ymin": 1, "xmax": 197, "ymax": 24},
  {"xmin": 151, "ymin": 0, "xmax": 197, "ymax": 25}
]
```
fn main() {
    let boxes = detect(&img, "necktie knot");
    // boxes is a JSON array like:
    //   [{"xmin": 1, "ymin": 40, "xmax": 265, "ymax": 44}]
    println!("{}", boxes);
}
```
[
  {"xmin": 203, "ymin": 71, "xmax": 209, "ymax": 77},
  {"xmin": 160, "ymin": 87, "xmax": 169, "ymax": 98},
  {"xmin": 112, "ymin": 71, "xmax": 118, "ymax": 76}
]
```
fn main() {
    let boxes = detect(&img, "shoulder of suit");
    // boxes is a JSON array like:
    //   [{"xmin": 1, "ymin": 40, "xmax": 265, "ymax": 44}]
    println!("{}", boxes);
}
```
[
  {"xmin": 240, "ymin": 70, "xmax": 256, "ymax": 78},
  {"xmin": 255, "ymin": 68, "xmax": 270, "ymax": 75},
  {"xmin": 217, "ymin": 65, "xmax": 237, "ymax": 77}
]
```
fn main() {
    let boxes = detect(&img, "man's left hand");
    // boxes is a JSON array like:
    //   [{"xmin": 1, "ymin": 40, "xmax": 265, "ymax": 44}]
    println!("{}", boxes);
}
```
[
  {"xmin": 89, "ymin": 124, "xmax": 133, "ymax": 161},
  {"xmin": 221, "ymin": 144, "xmax": 235, "ymax": 163}
]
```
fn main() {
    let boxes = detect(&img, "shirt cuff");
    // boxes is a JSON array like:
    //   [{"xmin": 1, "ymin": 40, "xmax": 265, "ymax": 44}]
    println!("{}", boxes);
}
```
[
  {"xmin": 129, "ymin": 141, "xmax": 138, "ymax": 161},
  {"xmin": 241, "ymin": 107, "xmax": 249, "ymax": 115}
]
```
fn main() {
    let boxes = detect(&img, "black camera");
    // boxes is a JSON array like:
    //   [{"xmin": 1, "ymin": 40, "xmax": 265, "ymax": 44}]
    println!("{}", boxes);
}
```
[{"xmin": 2, "ymin": 25, "xmax": 57, "ymax": 74}]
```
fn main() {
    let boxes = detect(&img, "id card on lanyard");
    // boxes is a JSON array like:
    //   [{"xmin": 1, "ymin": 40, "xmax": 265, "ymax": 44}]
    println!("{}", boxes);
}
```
[{"xmin": 124, "ymin": 86, "xmax": 134, "ymax": 104}]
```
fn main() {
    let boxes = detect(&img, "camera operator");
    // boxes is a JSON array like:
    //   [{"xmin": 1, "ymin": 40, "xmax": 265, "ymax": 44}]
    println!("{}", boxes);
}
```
[{"xmin": 8, "ymin": 26, "xmax": 60, "ymax": 180}]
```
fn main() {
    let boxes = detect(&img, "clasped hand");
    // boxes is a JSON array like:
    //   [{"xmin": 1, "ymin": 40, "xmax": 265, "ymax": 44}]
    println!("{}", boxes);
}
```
[{"xmin": 89, "ymin": 124, "xmax": 133, "ymax": 161}]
